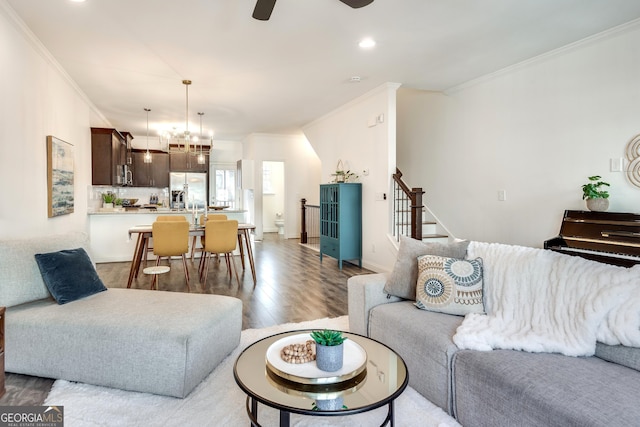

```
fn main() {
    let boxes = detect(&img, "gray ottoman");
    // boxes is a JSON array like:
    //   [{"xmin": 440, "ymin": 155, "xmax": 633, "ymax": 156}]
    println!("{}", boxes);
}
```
[{"xmin": 6, "ymin": 288, "xmax": 242, "ymax": 398}]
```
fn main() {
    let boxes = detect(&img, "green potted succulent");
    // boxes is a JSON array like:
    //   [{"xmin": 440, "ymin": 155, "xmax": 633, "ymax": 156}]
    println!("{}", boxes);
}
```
[
  {"xmin": 101, "ymin": 192, "xmax": 116, "ymax": 208},
  {"xmin": 311, "ymin": 329, "xmax": 347, "ymax": 372},
  {"xmin": 581, "ymin": 175, "xmax": 610, "ymax": 212}
]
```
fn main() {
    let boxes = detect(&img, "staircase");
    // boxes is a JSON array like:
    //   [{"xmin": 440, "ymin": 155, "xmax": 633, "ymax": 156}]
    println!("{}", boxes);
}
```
[
  {"xmin": 420, "ymin": 209, "xmax": 449, "ymax": 244},
  {"xmin": 392, "ymin": 168, "xmax": 450, "ymax": 243}
]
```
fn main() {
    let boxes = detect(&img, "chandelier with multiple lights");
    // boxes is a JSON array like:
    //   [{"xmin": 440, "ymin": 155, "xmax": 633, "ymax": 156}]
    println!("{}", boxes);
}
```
[{"xmin": 159, "ymin": 80, "xmax": 212, "ymax": 161}]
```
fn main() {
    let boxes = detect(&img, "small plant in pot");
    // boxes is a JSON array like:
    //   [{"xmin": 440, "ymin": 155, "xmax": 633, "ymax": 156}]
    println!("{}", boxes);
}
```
[
  {"xmin": 311, "ymin": 329, "xmax": 347, "ymax": 372},
  {"xmin": 102, "ymin": 192, "xmax": 116, "ymax": 208},
  {"xmin": 582, "ymin": 175, "xmax": 610, "ymax": 212}
]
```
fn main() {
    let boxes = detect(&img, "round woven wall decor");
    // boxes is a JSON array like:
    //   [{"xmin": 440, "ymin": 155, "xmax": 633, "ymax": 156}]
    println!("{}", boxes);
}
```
[{"xmin": 626, "ymin": 133, "xmax": 640, "ymax": 188}]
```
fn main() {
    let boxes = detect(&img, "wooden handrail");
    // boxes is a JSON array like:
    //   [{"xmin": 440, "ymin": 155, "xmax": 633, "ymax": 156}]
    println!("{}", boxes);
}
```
[
  {"xmin": 392, "ymin": 167, "xmax": 425, "ymax": 241},
  {"xmin": 392, "ymin": 168, "xmax": 411, "ymax": 195}
]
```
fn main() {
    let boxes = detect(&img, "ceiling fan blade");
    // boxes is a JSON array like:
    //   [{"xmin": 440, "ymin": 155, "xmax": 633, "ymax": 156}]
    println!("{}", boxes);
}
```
[
  {"xmin": 338, "ymin": 0, "xmax": 374, "ymax": 8},
  {"xmin": 252, "ymin": 0, "xmax": 277, "ymax": 20}
]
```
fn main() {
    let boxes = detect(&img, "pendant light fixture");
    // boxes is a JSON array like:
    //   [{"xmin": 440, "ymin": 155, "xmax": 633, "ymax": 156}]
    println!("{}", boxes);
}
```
[
  {"xmin": 197, "ymin": 112, "xmax": 207, "ymax": 165},
  {"xmin": 144, "ymin": 108, "xmax": 152, "ymax": 163},
  {"xmin": 183, "ymin": 80, "xmax": 191, "ymax": 152},
  {"xmin": 162, "ymin": 80, "xmax": 196, "ymax": 154}
]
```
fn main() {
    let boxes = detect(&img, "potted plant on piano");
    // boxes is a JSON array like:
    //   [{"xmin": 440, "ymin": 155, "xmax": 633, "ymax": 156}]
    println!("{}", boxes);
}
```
[{"xmin": 582, "ymin": 175, "xmax": 610, "ymax": 212}]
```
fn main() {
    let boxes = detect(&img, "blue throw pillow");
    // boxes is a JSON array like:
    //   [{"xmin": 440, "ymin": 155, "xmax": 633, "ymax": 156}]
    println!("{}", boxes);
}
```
[{"xmin": 35, "ymin": 248, "xmax": 107, "ymax": 304}]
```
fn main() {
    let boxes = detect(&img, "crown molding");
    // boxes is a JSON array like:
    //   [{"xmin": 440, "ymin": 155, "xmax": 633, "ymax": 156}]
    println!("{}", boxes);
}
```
[
  {"xmin": 303, "ymin": 82, "xmax": 402, "ymax": 130},
  {"xmin": 0, "ymin": 0, "xmax": 111, "ymax": 126},
  {"xmin": 445, "ymin": 18, "xmax": 640, "ymax": 95}
]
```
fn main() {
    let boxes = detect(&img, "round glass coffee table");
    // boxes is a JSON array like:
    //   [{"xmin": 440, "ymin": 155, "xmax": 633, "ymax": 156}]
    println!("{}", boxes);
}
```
[{"xmin": 233, "ymin": 330, "xmax": 408, "ymax": 427}]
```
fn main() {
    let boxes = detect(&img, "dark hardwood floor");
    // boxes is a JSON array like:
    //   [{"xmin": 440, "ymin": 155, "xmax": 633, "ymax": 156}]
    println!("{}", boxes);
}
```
[{"xmin": 0, "ymin": 233, "xmax": 371, "ymax": 406}]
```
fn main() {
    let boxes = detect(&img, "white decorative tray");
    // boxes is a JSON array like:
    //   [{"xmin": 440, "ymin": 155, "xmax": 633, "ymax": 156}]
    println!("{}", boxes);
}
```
[{"xmin": 265, "ymin": 333, "xmax": 367, "ymax": 385}]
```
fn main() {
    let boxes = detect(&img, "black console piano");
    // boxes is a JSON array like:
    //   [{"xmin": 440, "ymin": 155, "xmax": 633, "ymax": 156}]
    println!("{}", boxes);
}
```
[{"xmin": 544, "ymin": 210, "xmax": 640, "ymax": 267}]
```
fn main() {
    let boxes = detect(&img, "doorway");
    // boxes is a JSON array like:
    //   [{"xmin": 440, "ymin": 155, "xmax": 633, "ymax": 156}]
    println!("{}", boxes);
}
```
[{"xmin": 262, "ymin": 161, "xmax": 285, "ymax": 236}]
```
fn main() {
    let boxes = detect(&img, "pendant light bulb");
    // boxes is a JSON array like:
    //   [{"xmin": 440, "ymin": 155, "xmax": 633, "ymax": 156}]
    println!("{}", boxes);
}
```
[
  {"xmin": 197, "ymin": 112, "xmax": 206, "ymax": 165},
  {"xmin": 183, "ymin": 80, "xmax": 192, "ymax": 152},
  {"xmin": 144, "ymin": 108, "xmax": 152, "ymax": 163}
]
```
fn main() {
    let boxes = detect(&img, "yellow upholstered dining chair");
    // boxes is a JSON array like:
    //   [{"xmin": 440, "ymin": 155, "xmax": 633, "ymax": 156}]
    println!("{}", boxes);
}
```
[
  {"xmin": 144, "ymin": 215, "xmax": 188, "ymax": 265},
  {"xmin": 156, "ymin": 215, "xmax": 188, "ymax": 221},
  {"xmin": 191, "ymin": 214, "xmax": 227, "ymax": 261},
  {"xmin": 200, "ymin": 219, "xmax": 239, "ymax": 286},
  {"xmin": 151, "ymin": 220, "xmax": 190, "ymax": 291}
]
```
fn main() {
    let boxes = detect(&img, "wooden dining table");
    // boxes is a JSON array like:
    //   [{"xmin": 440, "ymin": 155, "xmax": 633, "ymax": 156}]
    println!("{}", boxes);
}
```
[{"xmin": 127, "ymin": 223, "xmax": 257, "ymax": 288}]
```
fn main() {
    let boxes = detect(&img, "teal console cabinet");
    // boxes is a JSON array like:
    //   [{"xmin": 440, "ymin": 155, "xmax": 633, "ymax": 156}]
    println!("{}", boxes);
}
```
[{"xmin": 320, "ymin": 183, "xmax": 362, "ymax": 269}]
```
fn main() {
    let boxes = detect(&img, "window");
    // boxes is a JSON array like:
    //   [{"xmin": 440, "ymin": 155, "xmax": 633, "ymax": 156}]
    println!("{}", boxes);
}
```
[
  {"xmin": 211, "ymin": 164, "xmax": 236, "ymax": 208},
  {"xmin": 263, "ymin": 162, "xmax": 273, "ymax": 194}
]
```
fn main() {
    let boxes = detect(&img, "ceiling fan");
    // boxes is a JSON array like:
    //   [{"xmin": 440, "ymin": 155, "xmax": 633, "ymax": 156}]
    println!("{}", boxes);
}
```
[{"xmin": 252, "ymin": 0, "xmax": 374, "ymax": 21}]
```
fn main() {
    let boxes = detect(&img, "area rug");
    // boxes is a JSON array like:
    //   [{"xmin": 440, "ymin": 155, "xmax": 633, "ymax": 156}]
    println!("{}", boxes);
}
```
[{"xmin": 45, "ymin": 316, "xmax": 460, "ymax": 427}]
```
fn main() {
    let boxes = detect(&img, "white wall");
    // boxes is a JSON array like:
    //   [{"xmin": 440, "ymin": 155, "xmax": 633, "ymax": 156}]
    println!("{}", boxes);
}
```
[
  {"xmin": 303, "ymin": 83, "xmax": 401, "ymax": 272},
  {"xmin": 242, "ymin": 133, "xmax": 321, "ymax": 240},
  {"xmin": 397, "ymin": 21, "xmax": 640, "ymax": 248},
  {"xmin": 0, "ymin": 2, "xmax": 109, "ymax": 239},
  {"xmin": 262, "ymin": 161, "xmax": 285, "ymax": 233}
]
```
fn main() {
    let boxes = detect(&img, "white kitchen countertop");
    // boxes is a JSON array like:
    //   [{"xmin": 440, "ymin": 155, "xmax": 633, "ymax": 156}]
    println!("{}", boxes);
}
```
[
  {"xmin": 88, "ymin": 208, "xmax": 248, "ymax": 262},
  {"xmin": 88, "ymin": 208, "xmax": 245, "ymax": 215}
]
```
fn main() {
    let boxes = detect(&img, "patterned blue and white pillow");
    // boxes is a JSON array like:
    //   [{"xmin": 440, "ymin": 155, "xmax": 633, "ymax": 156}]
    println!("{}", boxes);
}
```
[{"xmin": 415, "ymin": 255, "xmax": 484, "ymax": 316}]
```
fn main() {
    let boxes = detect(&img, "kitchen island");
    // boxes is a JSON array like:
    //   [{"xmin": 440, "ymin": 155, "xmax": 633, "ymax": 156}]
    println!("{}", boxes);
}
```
[{"xmin": 88, "ymin": 209, "xmax": 248, "ymax": 263}]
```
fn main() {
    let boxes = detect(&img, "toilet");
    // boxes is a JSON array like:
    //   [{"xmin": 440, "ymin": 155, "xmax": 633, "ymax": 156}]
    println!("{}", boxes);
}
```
[{"xmin": 274, "ymin": 213, "xmax": 285, "ymax": 235}]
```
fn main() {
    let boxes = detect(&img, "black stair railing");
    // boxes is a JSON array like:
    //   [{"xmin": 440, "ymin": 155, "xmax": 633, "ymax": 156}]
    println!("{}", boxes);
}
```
[
  {"xmin": 392, "ymin": 168, "xmax": 424, "ymax": 241},
  {"xmin": 300, "ymin": 198, "xmax": 320, "ymax": 249}
]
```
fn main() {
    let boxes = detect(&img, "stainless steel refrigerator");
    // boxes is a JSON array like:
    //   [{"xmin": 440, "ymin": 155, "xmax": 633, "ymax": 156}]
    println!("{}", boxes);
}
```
[{"xmin": 170, "ymin": 172, "xmax": 207, "ymax": 209}]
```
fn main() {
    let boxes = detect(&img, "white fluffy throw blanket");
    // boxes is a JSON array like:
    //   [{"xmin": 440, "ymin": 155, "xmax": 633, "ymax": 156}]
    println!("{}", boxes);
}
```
[{"xmin": 452, "ymin": 241, "xmax": 640, "ymax": 357}]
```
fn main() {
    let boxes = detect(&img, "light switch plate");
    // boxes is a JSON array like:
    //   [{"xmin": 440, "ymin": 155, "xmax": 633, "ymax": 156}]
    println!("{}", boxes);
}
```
[{"xmin": 610, "ymin": 158, "xmax": 624, "ymax": 172}]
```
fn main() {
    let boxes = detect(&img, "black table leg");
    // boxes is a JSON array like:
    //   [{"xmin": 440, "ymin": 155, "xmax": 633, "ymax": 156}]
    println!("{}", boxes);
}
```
[
  {"xmin": 389, "ymin": 400, "xmax": 395, "ymax": 426},
  {"xmin": 279, "ymin": 410, "xmax": 290, "ymax": 427},
  {"xmin": 245, "ymin": 396, "xmax": 260, "ymax": 427},
  {"xmin": 252, "ymin": 397, "xmax": 258, "ymax": 426}
]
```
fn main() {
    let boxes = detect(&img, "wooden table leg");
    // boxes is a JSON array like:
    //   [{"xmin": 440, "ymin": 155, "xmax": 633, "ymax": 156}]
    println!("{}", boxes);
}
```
[
  {"xmin": 127, "ymin": 233, "xmax": 145, "ymax": 288},
  {"xmin": 135, "ymin": 235, "xmax": 149, "ymax": 279},
  {"xmin": 237, "ymin": 234, "xmax": 246, "ymax": 270},
  {"xmin": 243, "ymin": 229, "xmax": 257, "ymax": 284}
]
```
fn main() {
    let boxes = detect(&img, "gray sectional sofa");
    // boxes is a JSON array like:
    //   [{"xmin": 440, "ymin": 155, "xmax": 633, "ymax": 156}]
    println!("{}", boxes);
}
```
[
  {"xmin": 348, "ymin": 237, "xmax": 640, "ymax": 426},
  {"xmin": 1, "ymin": 232, "xmax": 242, "ymax": 398}
]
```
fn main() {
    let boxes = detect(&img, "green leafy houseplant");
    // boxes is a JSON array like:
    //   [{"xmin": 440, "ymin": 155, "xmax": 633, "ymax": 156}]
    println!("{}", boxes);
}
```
[
  {"xmin": 311, "ymin": 329, "xmax": 347, "ymax": 372},
  {"xmin": 331, "ymin": 159, "xmax": 359, "ymax": 183},
  {"xmin": 102, "ymin": 192, "xmax": 116, "ymax": 204},
  {"xmin": 332, "ymin": 169, "xmax": 358, "ymax": 183},
  {"xmin": 310, "ymin": 329, "xmax": 347, "ymax": 346},
  {"xmin": 582, "ymin": 175, "xmax": 610, "ymax": 200}
]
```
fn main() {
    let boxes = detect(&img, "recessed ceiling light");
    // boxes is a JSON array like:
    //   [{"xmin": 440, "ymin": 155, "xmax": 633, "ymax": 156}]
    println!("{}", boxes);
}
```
[
  {"xmin": 358, "ymin": 38, "xmax": 376, "ymax": 49},
  {"xmin": 350, "ymin": 76, "xmax": 362, "ymax": 83},
  {"xmin": 69, "ymin": 0, "xmax": 86, "ymax": 3}
]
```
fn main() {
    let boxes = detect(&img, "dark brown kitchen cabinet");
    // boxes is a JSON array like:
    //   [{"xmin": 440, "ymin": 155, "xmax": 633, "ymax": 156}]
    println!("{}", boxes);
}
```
[
  {"xmin": 91, "ymin": 128, "xmax": 127, "ymax": 185},
  {"xmin": 169, "ymin": 151, "xmax": 208, "ymax": 173},
  {"xmin": 132, "ymin": 150, "xmax": 169, "ymax": 188},
  {"xmin": 121, "ymin": 131, "xmax": 134, "ymax": 166}
]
